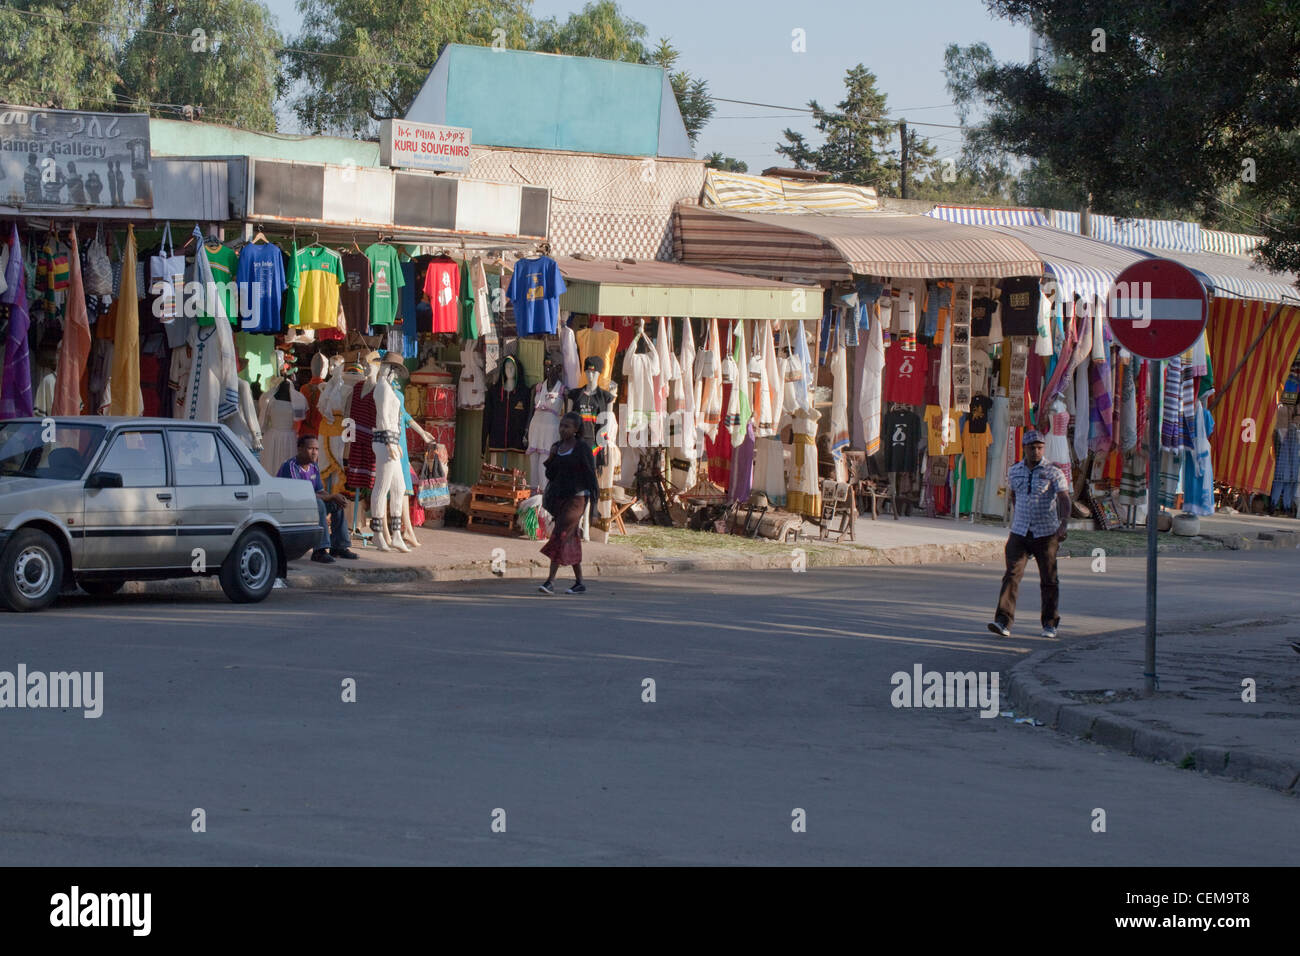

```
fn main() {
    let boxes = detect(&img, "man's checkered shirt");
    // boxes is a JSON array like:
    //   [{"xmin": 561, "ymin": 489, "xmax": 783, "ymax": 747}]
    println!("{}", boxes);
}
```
[{"xmin": 1008, "ymin": 460, "xmax": 1069, "ymax": 537}]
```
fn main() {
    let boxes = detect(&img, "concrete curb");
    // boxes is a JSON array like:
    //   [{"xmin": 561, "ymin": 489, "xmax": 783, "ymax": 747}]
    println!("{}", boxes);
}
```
[{"xmin": 1005, "ymin": 650, "xmax": 1300, "ymax": 795}]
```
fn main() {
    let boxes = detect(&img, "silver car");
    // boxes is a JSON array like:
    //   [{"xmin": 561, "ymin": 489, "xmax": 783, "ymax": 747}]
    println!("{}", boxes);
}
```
[{"xmin": 0, "ymin": 417, "xmax": 320, "ymax": 612}]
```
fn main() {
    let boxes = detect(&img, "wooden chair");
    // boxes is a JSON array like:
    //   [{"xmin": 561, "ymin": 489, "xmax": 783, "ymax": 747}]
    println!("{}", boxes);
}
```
[{"xmin": 818, "ymin": 478, "xmax": 857, "ymax": 542}]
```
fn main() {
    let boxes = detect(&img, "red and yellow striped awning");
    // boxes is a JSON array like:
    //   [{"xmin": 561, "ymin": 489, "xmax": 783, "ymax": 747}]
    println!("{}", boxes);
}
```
[{"xmin": 1207, "ymin": 298, "xmax": 1300, "ymax": 493}]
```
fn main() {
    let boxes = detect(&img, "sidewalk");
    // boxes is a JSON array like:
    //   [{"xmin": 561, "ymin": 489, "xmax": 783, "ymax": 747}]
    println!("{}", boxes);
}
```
[{"xmin": 1006, "ymin": 618, "xmax": 1300, "ymax": 794}]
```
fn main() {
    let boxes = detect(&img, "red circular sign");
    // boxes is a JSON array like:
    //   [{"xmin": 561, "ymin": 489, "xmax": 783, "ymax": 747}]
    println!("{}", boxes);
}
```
[{"xmin": 1106, "ymin": 259, "xmax": 1208, "ymax": 360}]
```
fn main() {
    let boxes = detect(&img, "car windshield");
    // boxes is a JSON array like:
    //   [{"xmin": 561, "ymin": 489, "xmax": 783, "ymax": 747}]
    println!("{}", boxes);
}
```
[{"xmin": 0, "ymin": 421, "xmax": 105, "ymax": 480}]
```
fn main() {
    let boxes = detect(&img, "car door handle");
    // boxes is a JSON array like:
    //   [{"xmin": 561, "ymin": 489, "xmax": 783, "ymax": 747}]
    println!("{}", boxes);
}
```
[
  {"xmin": 234, "ymin": 491, "xmax": 250, "ymax": 500},
  {"xmin": 156, "ymin": 492, "xmax": 172, "ymax": 501}
]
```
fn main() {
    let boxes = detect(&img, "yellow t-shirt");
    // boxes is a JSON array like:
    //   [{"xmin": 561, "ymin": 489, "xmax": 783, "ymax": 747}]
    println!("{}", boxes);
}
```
[
  {"xmin": 576, "ymin": 326, "xmax": 619, "ymax": 390},
  {"xmin": 961, "ymin": 421, "xmax": 994, "ymax": 479},
  {"xmin": 294, "ymin": 247, "xmax": 345, "ymax": 330},
  {"xmin": 924, "ymin": 405, "xmax": 962, "ymax": 455}
]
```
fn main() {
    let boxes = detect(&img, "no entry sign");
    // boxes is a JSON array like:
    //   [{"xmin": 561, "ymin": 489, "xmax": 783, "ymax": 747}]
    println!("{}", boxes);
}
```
[{"xmin": 1107, "ymin": 258, "xmax": 1208, "ymax": 360}]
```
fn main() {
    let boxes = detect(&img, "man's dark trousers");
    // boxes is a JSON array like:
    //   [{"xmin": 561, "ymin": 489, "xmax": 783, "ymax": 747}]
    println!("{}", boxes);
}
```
[{"xmin": 994, "ymin": 532, "xmax": 1060, "ymax": 628}]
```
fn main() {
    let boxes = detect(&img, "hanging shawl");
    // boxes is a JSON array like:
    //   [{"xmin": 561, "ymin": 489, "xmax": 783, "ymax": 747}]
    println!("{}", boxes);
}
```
[
  {"xmin": 1034, "ymin": 288, "xmax": 1054, "ymax": 356},
  {"xmin": 52, "ymin": 228, "xmax": 92, "ymax": 415},
  {"xmin": 725, "ymin": 321, "xmax": 752, "ymax": 443},
  {"xmin": 750, "ymin": 321, "xmax": 772, "ymax": 434},
  {"xmin": 559, "ymin": 313, "xmax": 580, "ymax": 390},
  {"xmin": 829, "ymin": 333, "xmax": 850, "ymax": 459},
  {"xmin": 762, "ymin": 319, "xmax": 782, "ymax": 434},
  {"xmin": 1160, "ymin": 357, "xmax": 1183, "ymax": 452},
  {"xmin": 792, "ymin": 317, "xmax": 814, "ymax": 412},
  {"xmin": 698, "ymin": 317, "xmax": 722, "ymax": 440},
  {"xmin": 859, "ymin": 309, "xmax": 885, "ymax": 455},
  {"xmin": 673, "ymin": 316, "xmax": 698, "ymax": 460},
  {"xmin": 1041, "ymin": 297, "xmax": 1079, "ymax": 405},
  {"xmin": 0, "ymin": 224, "xmax": 33, "ymax": 417},
  {"xmin": 652, "ymin": 317, "xmax": 674, "ymax": 446},
  {"xmin": 108, "ymin": 224, "xmax": 143, "ymax": 416},
  {"xmin": 1087, "ymin": 324, "xmax": 1114, "ymax": 454},
  {"xmin": 938, "ymin": 299, "xmax": 952, "ymax": 428},
  {"xmin": 176, "ymin": 228, "xmax": 240, "ymax": 422}
]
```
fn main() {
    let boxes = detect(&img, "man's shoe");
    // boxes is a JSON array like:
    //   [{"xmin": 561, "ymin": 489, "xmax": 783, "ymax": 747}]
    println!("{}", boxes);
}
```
[
  {"xmin": 331, "ymin": 548, "xmax": 359, "ymax": 560},
  {"xmin": 311, "ymin": 550, "xmax": 336, "ymax": 564},
  {"xmin": 987, "ymin": 621, "xmax": 1011, "ymax": 638},
  {"xmin": 565, "ymin": 583, "xmax": 587, "ymax": 594},
  {"xmin": 537, "ymin": 582, "xmax": 555, "ymax": 595},
  {"xmin": 1041, "ymin": 626, "xmax": 1058, "ymax": 639}
]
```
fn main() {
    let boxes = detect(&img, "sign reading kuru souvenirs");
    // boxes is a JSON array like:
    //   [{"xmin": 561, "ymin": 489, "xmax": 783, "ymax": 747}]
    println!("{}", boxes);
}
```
[
  {"xmin": 0, "ymin": 105, "xmax": 153, "ymax": 209},
  {"xmin": 379, "ymin": 119, "xmax": 473, "ymax": 174}
]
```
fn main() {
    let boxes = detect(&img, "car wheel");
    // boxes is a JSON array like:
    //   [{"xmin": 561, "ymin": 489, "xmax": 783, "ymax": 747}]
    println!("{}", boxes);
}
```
[
  {"xmin": 79, "ymin": 579, "xmax": 125, "ymax": 597},
  {"xmin": 0, "ymin": 528, "xmax": 65, "ymax": 612},
  {"xmin": 219, "ymin": 528, "xmax": 277, "ymax": 604}
]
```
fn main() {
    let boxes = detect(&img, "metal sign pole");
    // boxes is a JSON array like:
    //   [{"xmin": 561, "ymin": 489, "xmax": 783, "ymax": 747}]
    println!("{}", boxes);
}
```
[{"xmin": 1144, "ymin": 358, "xmax": 1160, "ymax": 695}]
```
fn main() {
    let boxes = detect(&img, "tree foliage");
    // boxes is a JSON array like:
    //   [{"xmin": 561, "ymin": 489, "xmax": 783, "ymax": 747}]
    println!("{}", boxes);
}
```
[
  {"xmin": 530, "ymin": 0, "xmax": 647, "ymax": 61},
  {"xmin": 776, "ymin": 64, "xmax": 937, "ymax": 197},
  {"xmin": 943, "ymin": 1, "xmax": 1300, "ymax": 276},
  {"xmin": 704, "ymin": 153, "xmax": 748, "ymax": 173},
  {"xmin": 118, "ymin": 0, "xmax": 283, "ymax": 131},
  {"xmin": 0, "ymin": 1, "xmax": 131, "ymax": 112}
]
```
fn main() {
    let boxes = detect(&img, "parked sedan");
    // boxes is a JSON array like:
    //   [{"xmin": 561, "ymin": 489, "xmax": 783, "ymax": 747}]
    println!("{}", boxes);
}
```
[{"xmin": 0, "ymin": 417, "xmax": 321, "ymax": 611}]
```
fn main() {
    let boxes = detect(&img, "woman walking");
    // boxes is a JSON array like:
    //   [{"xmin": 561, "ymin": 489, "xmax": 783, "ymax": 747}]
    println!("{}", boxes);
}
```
[{"xmin": 539, "ymin": 411, "xmax": 599, "ymax": 595}]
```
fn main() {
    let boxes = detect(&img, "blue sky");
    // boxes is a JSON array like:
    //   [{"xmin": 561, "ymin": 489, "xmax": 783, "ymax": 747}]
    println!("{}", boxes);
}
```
[{"xmin": 263, "ymin": 0, "xmax": 1031, "ymax": 171}]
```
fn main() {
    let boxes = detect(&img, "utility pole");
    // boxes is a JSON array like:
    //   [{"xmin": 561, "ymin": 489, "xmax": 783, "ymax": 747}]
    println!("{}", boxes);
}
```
[{"xmin": 899, "ymin": 121, "xmax": 909, "ymax": 199}]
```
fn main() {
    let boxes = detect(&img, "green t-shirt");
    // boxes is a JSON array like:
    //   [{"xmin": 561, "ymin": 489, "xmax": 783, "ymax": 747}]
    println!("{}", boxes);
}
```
[
  {"xmin": 365, "ymin": 242, "xmax": 405, "ymax": 326},
  {"xmin": 200, "ymin": 243, "xmax": 239, "ymax": 326},
  {"xmin": 459, "ymin": 258, "xmax": 478, "ymax": 340}
]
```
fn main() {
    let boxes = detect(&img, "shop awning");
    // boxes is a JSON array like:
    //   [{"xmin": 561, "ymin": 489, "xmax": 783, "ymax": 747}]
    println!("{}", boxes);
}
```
[
  {"xmin": 555, "ymin": 256, "xmax": 817, "ymax": 320},
  {"xmin": 927, "ymin": 204, "xmax": 1047, "ymax": 226},
  {"xmin": 673, "ymin": 204, "xmax": 1043, "ymax": 283}
]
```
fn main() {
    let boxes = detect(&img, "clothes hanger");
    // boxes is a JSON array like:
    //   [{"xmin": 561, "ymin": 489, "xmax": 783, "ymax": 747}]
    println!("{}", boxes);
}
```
[{"xmin": 251, "ymin": 224, "xmax": 268, "ymax": 244}]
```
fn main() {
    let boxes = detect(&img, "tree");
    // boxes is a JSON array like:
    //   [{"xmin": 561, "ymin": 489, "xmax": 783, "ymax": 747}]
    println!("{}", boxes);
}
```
[
  {"xmin": 0, "ymin": 1, "xmax": 131, "ymax": 111},
  {"xmin": 645, "ymin": 38, "xmax": 713, "ymax": 146},
  {"xmin": 775, "ymin": 64, "xmax": 937, "ymax": 196},
  {"xmin": 704, "ymin": 153, "xmax": 748, "ymax": 173},
  {"xmin": 529, "ymin": 0, "xmax": 647, "ymax": 61},
  {"xmin": 942, "ymin": 2, "xmax": 1300, "ymax": 277},
  {"xmin": 287, "ymin": 0, "xmax": 532, "ymax": 136},
  {"xmin": 117, "ymin": 0, "xmax": 283, "ymax": 131}
]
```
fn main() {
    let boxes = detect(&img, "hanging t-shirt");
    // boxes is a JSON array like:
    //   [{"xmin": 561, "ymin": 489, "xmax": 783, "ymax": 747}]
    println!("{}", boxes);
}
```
[
  {"xmin": 924, "ymin": 405, "xmax": 962, "ymax": 455},
  {"xmin": 398, "ymin": 259, "xmax": 417, "ymax": 327},
  {"xmin": 200, "ymin": 244, "xmax": 238, "ymax": 327},
  {"xmin": 967, "ymin": 395, "xmax": 994, "ymax": 433},
  {"xmin": 882, "ymin": 344, "xmax": 927, "ymax": 405},
  {"xmin": 882, "ymin": 409, "xmax": 923, "ymax": 473},
  {"xmin": 339, "ymin": 252, "xmax": 372, "ymax": 332},
  {"xmin": 422, "ymin": 256, "xmax": 460, "ymax": 333},
  {"xmin": 364, "ymin": 243, "xmax": 404, "ymax": 327},
  {"xmin": 459, "ymin": 260, "xmax": 478, "ymax": 340},
  {"xmin": 922, "ymin": 346, "xmax": 944, "ymax": 405},
  {"xmin": 971, "ymin": 296, "xmax": 995, "ymax": 338},
  {"xmin": 293, "ymin": 246, "xmax": 345, "ymax": 330},
  {"xmin": 962, "ymin": 420, "xmax": 994, "ymax": 478},
  {"xmin": 508, "ymin": 256, "xmax": 566, "ymax": 336},
  {"xmin": 235, "ymin": 242, "xmax": 286, "ymax": 334},
  {"xmin": 997, "ymin": 277, "xmax": 1039, "ymax": 336}
]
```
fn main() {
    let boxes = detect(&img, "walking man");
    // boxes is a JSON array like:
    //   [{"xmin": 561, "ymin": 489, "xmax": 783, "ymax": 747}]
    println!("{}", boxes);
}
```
[{"xmin": 988, "ymin": 430, "xmax": 1071, "ymax": 639}]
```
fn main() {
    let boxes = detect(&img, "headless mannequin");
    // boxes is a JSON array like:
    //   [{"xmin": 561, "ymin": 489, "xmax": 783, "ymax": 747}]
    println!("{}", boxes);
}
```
[
  {"xmin": 399, "ymin": 385, "xmax": 435, "ymax": 548},
  {"xmin": 317, "ymin": 356, "xmax": 349, "ymax": 493},
  {"xmin": 343, "ymin": 356, "xmax": 381, "ymax": 535},
  {"xmin": 370, "ymin": 360, "xmax": 408, "ymax": 552}
]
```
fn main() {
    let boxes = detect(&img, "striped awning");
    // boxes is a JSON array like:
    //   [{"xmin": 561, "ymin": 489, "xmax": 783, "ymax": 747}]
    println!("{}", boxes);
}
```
[
  {"xmin": 673, "ymin": 204, "xmax": 1043, "ymax": 282},
  {"xmin": 701, "ymin": 169, "xmax": 879, "ymax": 215},
  {"xmin": 927, "ymin": 204, "xmax": 1047, "ymax": 227},
  {"xmin": 1046, "ymin": 210, "xmax": 1202, "ymax": 251},
  {"xmin": 1201, "ymin": 228, "xmax": 1263, "ymax": 257},
  {"xmin": 1127, "ymin": 247, "xmax": 1299, "ymax": 305},
  {"xmin": 965, "ymin": 222, "xmax": 1144, "ymax": 303}
]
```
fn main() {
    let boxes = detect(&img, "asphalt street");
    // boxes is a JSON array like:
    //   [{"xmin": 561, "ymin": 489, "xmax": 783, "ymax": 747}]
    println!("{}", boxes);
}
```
[{"xmin": 1, "ymin": 549, "xmax": 1296, "ymax": 865}]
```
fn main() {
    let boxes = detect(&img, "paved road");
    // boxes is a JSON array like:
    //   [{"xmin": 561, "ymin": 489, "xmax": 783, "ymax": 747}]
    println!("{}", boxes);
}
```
[{"xmin": 1, "ymin": 550, "xmax": 1296, "ymax": 865}]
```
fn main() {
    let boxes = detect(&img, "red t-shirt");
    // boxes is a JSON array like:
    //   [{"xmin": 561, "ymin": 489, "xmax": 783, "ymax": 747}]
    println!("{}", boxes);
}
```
[
  {"xmin": 921, "ymin": 346, "xmax": 944, "ymax": 405},
  {"xmin": 421, "ymin": 257, "xmax": 460, "ymax": 334},
  {"xmin": 883, "ymin": 343, "xmax": 927, "ymax": 405}
]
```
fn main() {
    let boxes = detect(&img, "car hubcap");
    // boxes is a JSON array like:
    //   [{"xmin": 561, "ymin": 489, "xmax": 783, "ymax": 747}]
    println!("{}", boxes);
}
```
[
  {"xmin": 240, "ymin": 543, "xmax": 271, "ymax": 592},
  {"xmin": 14, "ymin": 546, "xmax": 53, "ymax": 599}
]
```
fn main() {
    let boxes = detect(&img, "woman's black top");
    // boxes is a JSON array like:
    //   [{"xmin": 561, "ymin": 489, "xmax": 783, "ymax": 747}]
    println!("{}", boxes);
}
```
[{"xmin": 543, "ymin": 444, "xmax": 598, "ymax": 513}]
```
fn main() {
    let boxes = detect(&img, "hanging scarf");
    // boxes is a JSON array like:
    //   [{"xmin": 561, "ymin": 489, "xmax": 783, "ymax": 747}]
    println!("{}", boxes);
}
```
[
  {"xmin": 725, "ymin": 321, "xmax": 752, "ymax": 443},
  {"xmin": 830, "ymin": 334, "xmax": 850, "ymax": 459},
  {"xmin": 52, "ymin": 228, "xmax": 92, "ymax": 415},
  {"xmin": 1161, "ymin": 357, "xmax": 1183, "ymax": 452},
  {"xmin": 675, "ymin": 316, "xmax": 698, "ymax": 459},
  {"xmin": 859, "ymin": 310, "xmax": 885, "ymax": 455},
  {"xmin": 108, "ymin": 224, "xmax": 143, "ymax": 416},
  {"xmin": 0, "ymin": 224, "xmax": 33, "ymax": 417},
  {"xmin": 699, "ymin": 317, "xmax": 723, "ymax": 440},
  {"xmin": 762, "ymin": 319, "xmax": 782, "ymax": 434}
]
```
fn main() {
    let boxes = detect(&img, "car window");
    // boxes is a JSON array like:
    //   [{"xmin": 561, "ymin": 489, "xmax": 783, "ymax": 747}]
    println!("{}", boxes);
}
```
[
  {"xmin": 98, "ymin": 431, "xmax": 167, "ymax": 488},
  {"xmin": 168, "ymin": 430, "xmax": 222, "ymax": 486},
  {"xmin": 217, "ymin": 437, "xmax": 250, "ymax": 486}
]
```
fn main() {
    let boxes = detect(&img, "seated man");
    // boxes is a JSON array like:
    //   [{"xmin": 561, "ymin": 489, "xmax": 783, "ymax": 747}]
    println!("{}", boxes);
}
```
[{"xmin": 277, "ymin": 434, "xmax": 358, "ymax": 563}]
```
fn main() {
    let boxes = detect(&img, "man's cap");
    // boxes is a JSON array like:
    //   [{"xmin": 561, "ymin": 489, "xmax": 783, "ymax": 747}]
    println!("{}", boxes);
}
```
[
  {"xmin": 1021, "ymin": 429, "xmax": 1045, "ymax": 445},
  {"xmin": 583, "ymin": 355, "xmax": 605, "ymax": 373}
]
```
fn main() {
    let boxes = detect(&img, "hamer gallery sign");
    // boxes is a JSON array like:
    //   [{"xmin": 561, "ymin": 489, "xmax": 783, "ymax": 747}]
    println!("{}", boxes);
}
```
[{"xmin": 0, "ymin": 105, "xmax": 153, "ymax": 209}]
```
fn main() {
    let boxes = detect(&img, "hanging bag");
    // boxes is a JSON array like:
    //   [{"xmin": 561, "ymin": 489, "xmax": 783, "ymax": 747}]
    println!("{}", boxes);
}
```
[
  {"xmin": 415, "ymin": 451, "xmax": 451, "ymax": 508},
  {"xmin": 84, "ymin": 225, "xmax": 112, "ymax": 296},
  {"xmin": 149, "ymin": 222, "xmax": 184, "ymax": 321}
]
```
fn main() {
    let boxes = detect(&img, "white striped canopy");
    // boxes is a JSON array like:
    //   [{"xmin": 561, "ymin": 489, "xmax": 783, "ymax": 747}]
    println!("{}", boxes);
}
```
[{"xmin": 927, "ymin": 205, "xmax": 1047, "ymax": 227}]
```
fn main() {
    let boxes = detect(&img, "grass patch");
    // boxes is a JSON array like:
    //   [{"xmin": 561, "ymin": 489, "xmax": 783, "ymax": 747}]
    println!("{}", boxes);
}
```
[{"xmin": 1179, "ymin": 754, "xmax": 1196, "ymax": 769}]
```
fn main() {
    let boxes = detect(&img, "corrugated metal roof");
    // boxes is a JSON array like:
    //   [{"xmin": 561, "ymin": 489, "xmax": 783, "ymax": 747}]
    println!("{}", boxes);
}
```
[{"xmin": 673, "ymin": 204, "xmax": 1042, "ymax": 282}]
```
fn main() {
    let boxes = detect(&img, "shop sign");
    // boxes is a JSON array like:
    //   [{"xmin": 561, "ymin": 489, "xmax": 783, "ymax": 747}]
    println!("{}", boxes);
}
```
[
  {"xmin": 379, "ymin": 119, "xmax": 472, "ymax": 174},
  {"xmin": 0, "ymin": 105, "xmax": 153, "ymax": 209}
]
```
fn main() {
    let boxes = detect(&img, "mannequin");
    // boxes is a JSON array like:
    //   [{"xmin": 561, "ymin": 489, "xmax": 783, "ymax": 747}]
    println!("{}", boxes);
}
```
[
  {"xmin": 1044, "ymin": 395, "xmax": 1072, "ymax": 483},
  {"xmin": 370, "ymin": 353, "xmax": 412, "ymax": 552},
  {"xmin": 317, "ymin": 356, "xmax": 351, "ymax": 494},
  {"xmin": 567, "ymin": 356, "xmax": 614, "ymax": 467},
  {"xmin": 394, "ymin": 378, "xmax": 435, "ymax": 548},
  {"xmin": 257, "ymin": 372, "xmax": 306, "ymax": 472},
  {"xmin": 343, "ymin": 351, "xmax": 381, "ymax": 533},
  {"xmin": 527, "ymin": 361, "xmax": 567, "ymax": 489},
  {"xmin": 483, "ymin": 354, "xmax": 531, "ymax": 460},
  {"xmin": 225, "ymin": 356, "xmax": 263, "ymax": 455}
]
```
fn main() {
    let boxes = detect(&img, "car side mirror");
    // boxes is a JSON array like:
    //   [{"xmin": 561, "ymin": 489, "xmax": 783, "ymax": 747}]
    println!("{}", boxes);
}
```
[{"xmin": 85, "ymin": 471, "xmax": 124, "ymax": 490}]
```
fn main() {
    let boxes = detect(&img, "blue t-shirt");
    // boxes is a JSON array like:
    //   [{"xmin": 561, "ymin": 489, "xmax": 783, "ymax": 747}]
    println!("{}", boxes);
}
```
[
  {"xmin": 236, "ymin": 243, "xmax": 287, "ymax": 333},
  {"xmin": 399, "ymin": 260, "xmax": 419, "ymax": 358},
  {"xmin": 277, "ymin": 457, "xmax": 323, "ymax": 493},
  {"xmin": 507, "ymin": 256, "xmax": 566, "ymax": 336}
]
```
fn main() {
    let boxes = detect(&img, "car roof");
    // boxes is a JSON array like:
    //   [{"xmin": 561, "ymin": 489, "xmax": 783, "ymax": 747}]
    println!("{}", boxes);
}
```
[{"xmin": 2, "ymin": 417, "xmax": 223, "ymax": 428}]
